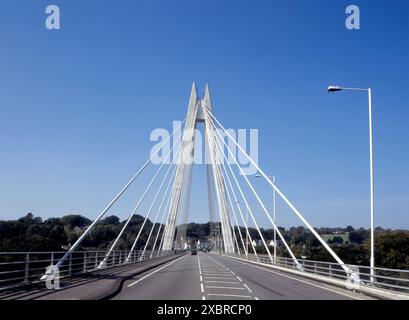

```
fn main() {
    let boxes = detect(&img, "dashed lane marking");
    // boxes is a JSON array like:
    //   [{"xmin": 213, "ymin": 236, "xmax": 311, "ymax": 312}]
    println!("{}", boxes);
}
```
[
  {"xmin": 207, "ymin": 293, "xmax": 252, "ymax": 298},
  {"xmin": 206, "ymin": 286, "xmax": 245, "ymax": 290},
  {"xmin": 204, "ymin": 280, "xmax": 241, "ymax": 285}
]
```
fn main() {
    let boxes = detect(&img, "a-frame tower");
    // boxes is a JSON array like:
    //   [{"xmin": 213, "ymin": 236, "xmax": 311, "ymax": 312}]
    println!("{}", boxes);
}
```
[{"xmin": 161, "ymin": 83, "xmax": 235, "ymax": 253}]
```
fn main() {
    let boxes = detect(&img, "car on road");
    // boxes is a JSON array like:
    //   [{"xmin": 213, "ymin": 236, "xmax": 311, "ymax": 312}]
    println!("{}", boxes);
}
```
[{"xmin": 191, "ymin": 250, "xmax": 197, "ymax": 255}]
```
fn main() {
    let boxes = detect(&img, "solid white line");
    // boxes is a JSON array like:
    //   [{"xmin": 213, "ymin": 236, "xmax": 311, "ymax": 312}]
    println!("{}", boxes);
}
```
[
  {"xmin": 127, "ymin": 255, "xmax": 186, "ymax": 287},
  {"xmin": 207, "ymin": 293, "xmax": 252, "ymax": 298},
  {"xmin": 244, "ymin": 284, "xmax": 253, "ymax": 293},
  {"xmin": 236, "ymin": 276, "xmax": 243, "ymax": 282},
  {"xmin": 206, "ymin": 286, "xmax": 245, "ymax": 290},
  {"xmin": 200, "ymin": 283, "xmax": 204, "ymax": 293},
  {"xmin": 200, "ymin": 275, "xmax": 203, "ymax": 282},
  {"xmin": 223, "ymin": 257, "xmax": 363, "ymax": 300}
]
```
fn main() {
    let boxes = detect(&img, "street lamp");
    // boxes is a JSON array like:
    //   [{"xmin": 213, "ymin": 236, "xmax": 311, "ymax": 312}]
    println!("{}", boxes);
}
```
[
  {"xmin": 255, "ymin": 174, "xmax": 277, "ymax": 264},
  {"xmin": 328, "ymin": 85, "xmax": 375, "ymax": 283}
]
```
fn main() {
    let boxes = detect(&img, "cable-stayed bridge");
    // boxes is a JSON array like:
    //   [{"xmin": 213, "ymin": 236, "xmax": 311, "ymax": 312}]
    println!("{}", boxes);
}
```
[{"xmin": 0, "ymin": 84, "xmax": 408, "ymax": 300}]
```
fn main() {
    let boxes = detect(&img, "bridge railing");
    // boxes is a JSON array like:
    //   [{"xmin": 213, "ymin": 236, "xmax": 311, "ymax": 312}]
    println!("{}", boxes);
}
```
[
  {"xmin": 223, "ymin": 252, "xmax": 409, "ymax": 294},
  {"xmin": 0, "ymin": 250, "xmax": 181, "ymax": 291}
]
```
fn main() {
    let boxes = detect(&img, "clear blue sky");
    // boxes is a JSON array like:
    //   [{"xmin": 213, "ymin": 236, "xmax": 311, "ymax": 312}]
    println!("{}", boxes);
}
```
[{"xmin": 0, "ymin": 0, "xmax": 408, "ymax": 229}]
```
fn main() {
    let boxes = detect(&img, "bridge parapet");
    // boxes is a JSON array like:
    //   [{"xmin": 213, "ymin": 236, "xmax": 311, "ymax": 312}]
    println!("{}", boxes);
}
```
[{"xmin": 0, "ymin": 250, "xmax": 183, "ymax": 291}]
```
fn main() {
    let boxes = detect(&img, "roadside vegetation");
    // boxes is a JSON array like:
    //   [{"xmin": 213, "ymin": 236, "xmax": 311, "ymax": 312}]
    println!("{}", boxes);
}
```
[{"xmin": 0, "ymin": 213, "xmax": 408, "ymax": 269}]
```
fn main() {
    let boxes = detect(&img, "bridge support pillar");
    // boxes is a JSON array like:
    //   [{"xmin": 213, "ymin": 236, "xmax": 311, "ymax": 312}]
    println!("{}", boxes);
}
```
[{"xmin": 161, "ymin": 84, "xmax": 235, "ymax": 253}]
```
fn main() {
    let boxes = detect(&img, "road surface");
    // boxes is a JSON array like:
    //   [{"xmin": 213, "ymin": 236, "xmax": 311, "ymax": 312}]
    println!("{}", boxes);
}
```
[{"xmin": 113, "ymin": 253, "xmax": 372, "ymax": 300}]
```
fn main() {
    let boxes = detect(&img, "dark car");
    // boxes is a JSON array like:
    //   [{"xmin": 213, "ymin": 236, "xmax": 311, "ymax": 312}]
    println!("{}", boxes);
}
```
[{"xmin": 191, "ymin": 250, "xmax": 197, "ymax": 255}]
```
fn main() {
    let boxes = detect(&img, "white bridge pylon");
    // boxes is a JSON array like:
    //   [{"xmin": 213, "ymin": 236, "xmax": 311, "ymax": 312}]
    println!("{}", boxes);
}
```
[{"xmin": 161, "ymin": 83, "xmax": 235, "ymax": 253}]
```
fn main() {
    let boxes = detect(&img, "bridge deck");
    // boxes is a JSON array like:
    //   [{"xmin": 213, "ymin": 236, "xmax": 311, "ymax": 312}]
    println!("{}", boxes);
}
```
[
  {"xmin": 0, "ymin": 253, "xmax": 377, "ymax": 300},
  {"xmin": 113, "ymin": 253, "xmax": 374, "ymax": 300}
]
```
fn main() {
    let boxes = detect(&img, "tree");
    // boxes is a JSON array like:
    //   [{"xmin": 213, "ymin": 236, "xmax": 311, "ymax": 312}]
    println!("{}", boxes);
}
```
[
  {"xmin": 329, "ymin": 236, "xmax": 344, "ymax": 245},
  {"xmin": 61, "ymin": 215, "xmax": 91, "ymax": 228},
  {"xmin": 346, "ymin": 225, "xmax": 355, "ymax": 233},
  {"xmin": 372, "ymin": 231, "xmax": 409, "ymax": 269}
]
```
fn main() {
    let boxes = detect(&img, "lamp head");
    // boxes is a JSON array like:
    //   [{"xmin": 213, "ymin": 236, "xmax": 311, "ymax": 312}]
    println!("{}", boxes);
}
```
[{"xmin": 328, "ymin": 85, "xmax": 342, "ymax": 93}]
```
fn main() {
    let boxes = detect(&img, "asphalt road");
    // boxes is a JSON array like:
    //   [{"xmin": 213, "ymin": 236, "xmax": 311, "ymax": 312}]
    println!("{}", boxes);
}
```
[
  {"xmin": 0, "ymin": 254, "xmax": 185, "ymax": 300},
  {"xmin": 113, "ymin": 253, "xmax": 373, "ymax": 300}
]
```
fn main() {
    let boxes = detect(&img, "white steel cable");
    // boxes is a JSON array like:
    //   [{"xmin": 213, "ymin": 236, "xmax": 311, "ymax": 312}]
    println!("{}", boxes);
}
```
[
  {"xmin": 203, "ymin": 105, "xmax": 350, "ymax": 271},
  {"xmin": 204, "ymin": 110, "xmax": 264, "ymax": 259},
  {"xmin": 218, "ymin": 146, "xmax": 255, "ymax": 257},
  {"xmin": 141, "ymin": 162, "xmax": 179, "ymax": 259},
  {"xmin": 204, "ymin": 113, "xmax": 235, "ymax": 253},
  {"xmin": 127, "ymin": 141, "xmax": 182, "ymax": 262},
  {"xmin": 204, "ymin": 107, "xmax": 299, "ymax": 265},
  {"xmin": 99, "ymin": 126, "xmax": 183, "ymax": 268},
  {"xmin": 127, "ymin": 105, "xmax": 198, "ymax": 260},
  {"xmin": 162, "ymin": 105, "xmax": 199, "ymax": 250},
  {"xmin": 151, "ymin": 166, "xmax": 178, "ymax": 256},
  {"xmin": 46, "ymin": 115, "xmax": 188, "ymax": 273}
]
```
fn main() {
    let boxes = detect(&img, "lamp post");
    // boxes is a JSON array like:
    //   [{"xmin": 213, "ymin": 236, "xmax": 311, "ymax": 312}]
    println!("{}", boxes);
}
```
[
  {"xmin": 328, "ymin": 85, "xmax": 375, "ymax": 283},
  {"xmin": 255, "ymin": 174, "xmax": 276, "ymax": 264}
]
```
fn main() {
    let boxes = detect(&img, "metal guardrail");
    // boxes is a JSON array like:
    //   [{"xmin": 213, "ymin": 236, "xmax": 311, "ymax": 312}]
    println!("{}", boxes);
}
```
[
  {"xmin": 0, "ymin": 250, "xmax": 181, "ymax": 290},
  {"xmin": 223, "ymin": 252, "xmax": 409, "ymax": 294}
]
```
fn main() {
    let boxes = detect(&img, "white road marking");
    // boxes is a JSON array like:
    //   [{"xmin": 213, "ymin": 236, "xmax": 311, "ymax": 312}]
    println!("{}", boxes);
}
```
[
  {"xmin": 203, "ymin": 273, "xmax": 232, "ymax": 276},
  {"xmin": 203, "ymin": 276, "xmax": 236, "ymax": 280},
  {"xmin": 222, "ymin": 257, "xmax": 363, "ymax": 300},
  {"xmin": 207, "ymin": 293, "xmax": 252, "ymax": 298},
  {"xmin": 127, "ymin": 255, "xmax": 187, "ymax": 287},
  {"xmin": 198, "ymin": 255, "xmax": 205, "ymax": 296},
  {"xmin": 205, "ymin": 254, "xmax": 256, "ymax": 300},
  {"xmin": 254, "ymin": 297, "xmax": 259, "ymax": 300},
  {"xmin": 205, "ymin": 280, "xmax": 241, "ymax": 285},
  {"xmin": 206, "ymin": 286, "xmax": 245, "ymax": 290}
]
